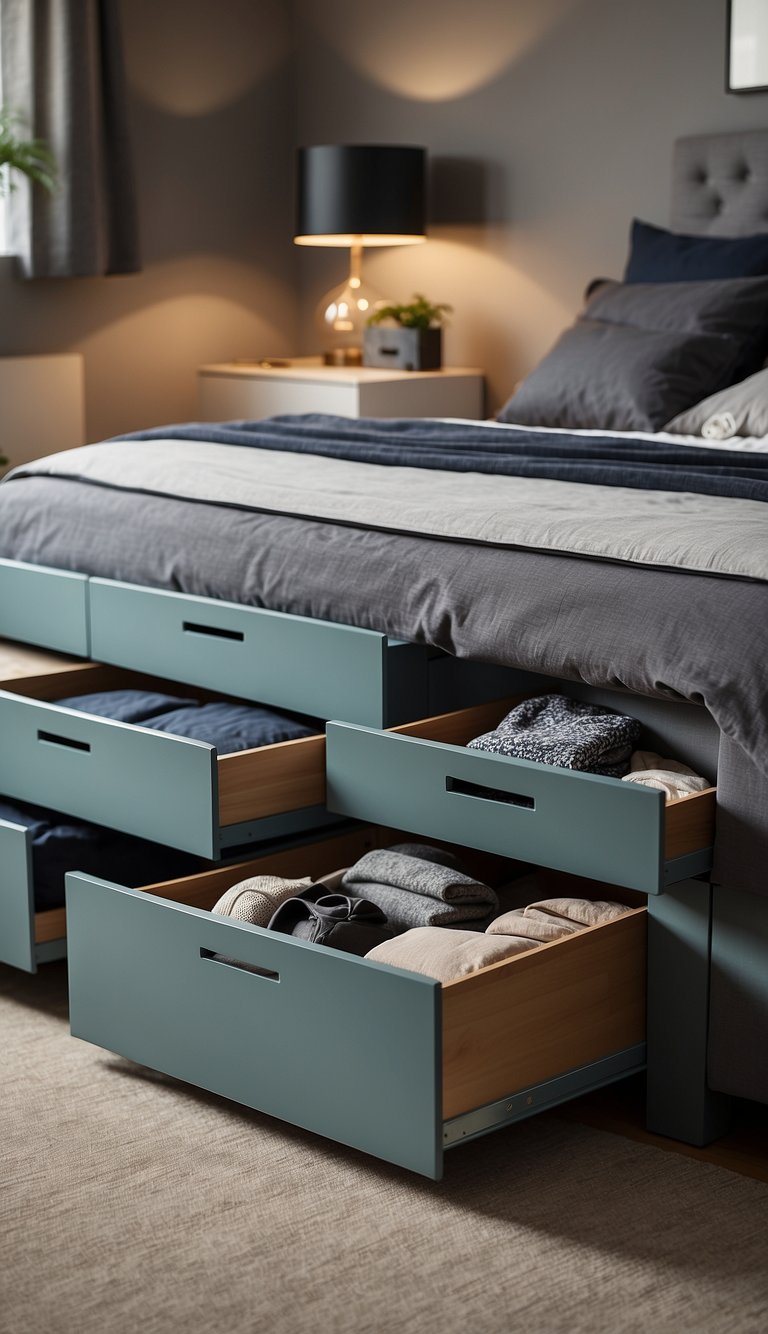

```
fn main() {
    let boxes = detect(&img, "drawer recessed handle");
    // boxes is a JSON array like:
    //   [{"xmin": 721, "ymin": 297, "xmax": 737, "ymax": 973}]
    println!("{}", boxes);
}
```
[
  {"xmin": 446, "ymin": 775, "xmax": 535, "ymax": 810},
  {"xmin": 183, "ymin": 621, "xmax": 245, "ymax": 643},
  {"xmin": 38, "ymin": 729, "xmax": 91, "ymax": 754},
  {"xmin": 200, "ymin": 947, "xmax": 279, "ymax": 981},
  {"xmin": 378, "ymin": 346, "xmax": 399, "ymax": 356}
]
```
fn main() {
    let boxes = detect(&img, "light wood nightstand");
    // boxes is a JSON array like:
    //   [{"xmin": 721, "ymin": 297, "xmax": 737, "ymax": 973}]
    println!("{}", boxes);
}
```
[{"xmin": 198, "ymin": 358, "xmax": 484, "ymax": 421}]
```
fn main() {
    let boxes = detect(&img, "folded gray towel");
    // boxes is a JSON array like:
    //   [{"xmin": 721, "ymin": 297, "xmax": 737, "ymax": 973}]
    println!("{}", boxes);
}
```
[
  {"xmin": 386, "ymin": 841, "xmax": 467, "ymax": 872},
  {"xmin": 467, "ymin": 693, "xmax": 641, "ymax": 777},
  {"xmin": 342, "ymin": 849, "xmax": 498, "ymax": 930}
]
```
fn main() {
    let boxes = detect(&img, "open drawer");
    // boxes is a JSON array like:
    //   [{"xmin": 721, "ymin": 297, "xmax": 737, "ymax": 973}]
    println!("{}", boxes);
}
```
[
  {"xmin": 0, "ymin": 652, "xmax": 334, "ymax": 860},
  {"xmin": 326, "ymin": 701, "xmax": 717, "ymax": 893},
  {"xmin": 66, "ymin": 828, "xmax": 647, "ymax": 1179}
]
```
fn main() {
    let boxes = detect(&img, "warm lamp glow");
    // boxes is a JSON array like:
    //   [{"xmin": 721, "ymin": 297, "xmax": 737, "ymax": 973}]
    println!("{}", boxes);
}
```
[{"xmin": 294, "ymin": 233, "xmax": 426, "ymax": 247}]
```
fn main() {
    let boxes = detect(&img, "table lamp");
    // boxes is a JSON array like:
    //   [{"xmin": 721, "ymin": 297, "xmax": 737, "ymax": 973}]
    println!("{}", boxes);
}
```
[{"xmin": 294, "ymin": 144, "xmax": 426, "ymax": 365}]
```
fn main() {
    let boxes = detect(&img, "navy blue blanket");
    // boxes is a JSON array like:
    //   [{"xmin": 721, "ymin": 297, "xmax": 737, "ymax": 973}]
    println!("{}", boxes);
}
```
[{"xmin": 119, "ymin": 414, "xmax": 768, "ymax": 503}]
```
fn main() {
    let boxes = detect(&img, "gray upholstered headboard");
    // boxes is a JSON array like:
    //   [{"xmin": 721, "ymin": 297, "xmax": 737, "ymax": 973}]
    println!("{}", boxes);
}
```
[{"xmin": 672, "ymin": 128, "xmax": 768, "ymax": 236}]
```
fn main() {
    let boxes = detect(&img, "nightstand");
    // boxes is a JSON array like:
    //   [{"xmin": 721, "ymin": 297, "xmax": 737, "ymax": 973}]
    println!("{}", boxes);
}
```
[{"xmin": 197, "ymin": 358, "xmax": 484, "ymax": 421}]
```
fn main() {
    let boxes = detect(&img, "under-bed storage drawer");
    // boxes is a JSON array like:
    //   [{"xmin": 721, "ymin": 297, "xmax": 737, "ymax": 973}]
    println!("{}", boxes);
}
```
[
  {"xmin": 0, "ymin": 557, "xmax": 89, "ymax": 656},
  {"xmin": 0, "ymin": 663, "xmax": 331, "ymax": 860},
  {"xmin": 89, "ymin": 579, "xmax": 428, "ymax": 727},
  {"xmin": 325, "ymin": 703, "xmax": 716, "ymax": 893},
  {"xmin": 66, "ymin": 830, "xmax": 647, "ymax": 1179}
]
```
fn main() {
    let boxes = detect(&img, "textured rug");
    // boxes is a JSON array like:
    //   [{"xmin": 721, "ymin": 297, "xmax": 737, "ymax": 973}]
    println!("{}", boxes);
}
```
[{"xmin": 3, "ymin": 960, "xmax": 768, "ymax": 1334}]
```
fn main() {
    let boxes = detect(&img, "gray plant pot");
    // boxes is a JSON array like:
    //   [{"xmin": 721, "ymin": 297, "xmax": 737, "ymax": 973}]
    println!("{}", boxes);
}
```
[{"xmin": 363, "ymin": 326, "xmax": 443, "ymax": 371}]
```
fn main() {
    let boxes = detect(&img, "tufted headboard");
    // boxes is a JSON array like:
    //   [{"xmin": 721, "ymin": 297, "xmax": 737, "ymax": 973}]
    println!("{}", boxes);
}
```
[{"xmin": 671, "ymin": 129, "xmax": 768, "ymax": 236}]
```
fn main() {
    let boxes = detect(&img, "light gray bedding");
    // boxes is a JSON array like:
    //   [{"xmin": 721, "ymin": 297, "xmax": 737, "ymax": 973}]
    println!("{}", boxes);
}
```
[
  {"xmin": 10, "ymin": 437, "xmax": 768, "ymax": 580},
  {"xmin": 0, "ymin": 473, "xmax": 766, "ymax": 904}
]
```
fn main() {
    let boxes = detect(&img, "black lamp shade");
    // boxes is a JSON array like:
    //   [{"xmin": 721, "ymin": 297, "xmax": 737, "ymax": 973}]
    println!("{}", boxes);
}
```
[{"xmin": 295, "ymin": 144, "xmax": 426, "ymax": 246}]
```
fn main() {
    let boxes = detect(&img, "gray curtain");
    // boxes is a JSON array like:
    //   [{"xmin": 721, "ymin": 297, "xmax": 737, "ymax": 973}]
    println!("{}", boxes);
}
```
[{"xmin": 0, "ymin": 0, "xmax": 140, "ymax": 277}]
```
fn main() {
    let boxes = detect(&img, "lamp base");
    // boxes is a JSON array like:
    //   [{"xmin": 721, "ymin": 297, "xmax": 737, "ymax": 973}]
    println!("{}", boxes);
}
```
[{"xmin": 323, "ymin": 347, "xmax": 363, "ymax": 367}]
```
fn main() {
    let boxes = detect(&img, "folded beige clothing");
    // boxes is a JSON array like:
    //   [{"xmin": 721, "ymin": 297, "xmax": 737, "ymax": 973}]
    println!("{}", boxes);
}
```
[
  {"xmin": 525, "ymin": 897, "xmax": 628, "ymax": 928},
  {"xmin": 486, "ymin": 908, "xmax": 580, "ymax": 942},
  {"xmin": 212, "ymin": 874, "xmax": 312, "ymax": 925},
  {"xmin": 621, "ymin": 750, "xmax": 709, "ymax": 799},
  {"xmin": 365, "ymin": 926, "xmax": 538, "ymax": 982}
]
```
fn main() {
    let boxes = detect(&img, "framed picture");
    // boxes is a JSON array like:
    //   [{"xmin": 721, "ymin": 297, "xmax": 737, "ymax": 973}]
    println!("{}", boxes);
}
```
[{"xmin": 728, "ymin": 0, "xmax": 768, "ymax": 93}]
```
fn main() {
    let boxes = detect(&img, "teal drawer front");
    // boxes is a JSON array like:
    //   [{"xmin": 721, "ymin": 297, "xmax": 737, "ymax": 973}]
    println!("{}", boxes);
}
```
[
  {"xmin": 0, "ymin": 558, "xmax": 89, "ymax": 656},
  {"xmin": 66, "ymin": 874, "xmax": 443, "ymax": 1178},
  {"xmin": 0, "ymin": 818, "xmax": 35, "ymax": 971},
  {"xmin": 326, "ymin": 721, "xmax": 671, "ymax": 893},
  {"xmin": 0, "ymin": 691, "xmax": 219, "ymax": 857},
  {"xmin": 89, "ymin": 579, "xmax": 427, "ymax": 727}
]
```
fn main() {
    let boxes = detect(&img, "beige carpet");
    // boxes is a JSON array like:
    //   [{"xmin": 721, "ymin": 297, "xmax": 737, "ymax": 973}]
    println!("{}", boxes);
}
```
[{"xmin": 3, "ymin": 961, "xmax": 768, "ymax": 1334}]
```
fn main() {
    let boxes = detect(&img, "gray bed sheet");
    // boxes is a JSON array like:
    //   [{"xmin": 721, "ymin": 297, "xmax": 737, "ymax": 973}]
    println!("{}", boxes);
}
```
[{"xmin": 0, "ymin": 474, "xmax": 766, "ymax": 904}]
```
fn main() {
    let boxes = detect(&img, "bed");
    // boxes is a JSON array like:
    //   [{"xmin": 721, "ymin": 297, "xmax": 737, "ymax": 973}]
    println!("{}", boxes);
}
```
[{"xmin": 1, "ymin": 129, "xmax": 768, "ymax": 1154}]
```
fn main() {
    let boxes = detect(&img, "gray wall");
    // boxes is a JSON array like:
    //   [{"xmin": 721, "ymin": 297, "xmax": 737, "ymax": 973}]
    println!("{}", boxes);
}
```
[
  {"xmin": 294, "ymin": 0, "xmax": 768, "ymax": 412},
  {"xmin": 0, "ymin": 0, "xmax": 296, "ymax": 441},
  {"xmin": 3, "ymin": 0, "xmax": 768, "ymax": 435}
]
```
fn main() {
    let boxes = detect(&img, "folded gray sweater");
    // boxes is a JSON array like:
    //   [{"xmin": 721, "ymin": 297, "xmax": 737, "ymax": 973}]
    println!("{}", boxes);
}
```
[
  {"xmin": 342, "ymin": 848, "xmax": 497, "ymax": 930},
  {"xmin": 467, "ymin": 693, "xmax": 641, "ymax": 777}
]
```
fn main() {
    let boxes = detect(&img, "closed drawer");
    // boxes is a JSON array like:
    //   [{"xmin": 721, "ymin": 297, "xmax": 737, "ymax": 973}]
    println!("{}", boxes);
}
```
[
  {"xmin": 0, "ymin": 557, "xmax": 89, "ymax": 656},
  {"xmin": 66, "ymin": 830, "xmax": 647, "ymax": 1179},
  {"xmin": 89, "ymin": 579, "xmax": 428, "ymax": 727},
  {"xmin": 326, "ymin": 702, "xmax": 717, "ymax": 893},
  {"xmin": 0, "ymin": 661, "xmax": 331, "ymax": 859}
]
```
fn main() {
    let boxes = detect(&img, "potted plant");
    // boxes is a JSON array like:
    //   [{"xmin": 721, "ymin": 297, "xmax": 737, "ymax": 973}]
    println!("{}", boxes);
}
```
[
  {"xmin": 0, "ymin": 107, "xmax": 56, "ymax": 198},
  {"xmin": 364, "ymin": 293, "xmax": 453, "ymax": 371}
]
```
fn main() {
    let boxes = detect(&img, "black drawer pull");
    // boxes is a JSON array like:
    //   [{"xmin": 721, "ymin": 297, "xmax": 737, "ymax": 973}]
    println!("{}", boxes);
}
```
[
  {"xmin": 183, "ymin": 621, "xmax": 245, "ymax": 643},
  {"xmin": 378, "ymin": 346, "xmax": 399, "ymax": 356},
  {"xmin": 38, "ymin": 729, "xmax": 91, "ymax": 754},
  {"xmin": 200, "ymin": 947, "xmax": 279, "ymax": 981},
  {"xmin": 446, "ymin": 775, "xmax": 535, "ymax": 810}
]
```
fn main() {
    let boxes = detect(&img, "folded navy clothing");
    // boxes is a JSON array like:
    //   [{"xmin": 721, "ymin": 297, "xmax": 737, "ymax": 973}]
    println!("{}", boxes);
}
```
[
  {"xmin": 54, "ymin": 689, "xmax": 318, "ymax": 753},
  {"xmin": 467, "ymin": 693, "xmax": 642, "ymax": 777},
  {"xmin": 54, "ymin": 689, "xmax": 198, "ymax": 724},
  {"xmin": 142, "ymin": 702, "xmax": 316, "ymax": 751},
  {"xmin": 0, "ymin": 796, "xmax": 203, "ymax": 911}
]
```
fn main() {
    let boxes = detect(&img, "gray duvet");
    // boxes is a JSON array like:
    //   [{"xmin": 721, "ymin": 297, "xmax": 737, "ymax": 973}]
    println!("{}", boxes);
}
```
[{"xmin": 0, "ymin": 472, "xmax": 766, "ymax": 908}]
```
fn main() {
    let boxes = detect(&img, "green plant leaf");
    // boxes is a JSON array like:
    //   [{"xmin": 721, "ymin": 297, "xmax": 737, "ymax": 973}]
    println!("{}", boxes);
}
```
[
  {"xmin": 367, "ymin": 292, "xmax": 453, "ymax": 328},
  {"xmin": 0, "ymin": 107, "xmax": 56, "ymax": 196}
]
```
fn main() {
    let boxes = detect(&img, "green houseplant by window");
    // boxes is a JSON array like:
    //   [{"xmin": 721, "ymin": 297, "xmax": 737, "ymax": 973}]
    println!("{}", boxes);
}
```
[
  {"xmin": 364, "ymin": 293, "xmax": 453, "ymax": 371},
  {"xmin": 0, "ymin": 109, "xmax": 56, "ymax": 470},
  {"xmin": 0, "ymin": 108, "xmax": 56, "ymax": 197}
]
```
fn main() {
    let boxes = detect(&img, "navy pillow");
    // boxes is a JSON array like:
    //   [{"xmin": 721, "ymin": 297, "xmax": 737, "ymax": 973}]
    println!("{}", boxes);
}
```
[{"xmin": 625, "ymin": 219, "xmax": 768, "ymax": 283}]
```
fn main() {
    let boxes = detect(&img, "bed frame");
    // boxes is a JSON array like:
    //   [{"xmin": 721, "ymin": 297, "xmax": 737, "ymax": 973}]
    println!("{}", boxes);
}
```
[{"xmin": 1, "ymin": 128, "xmax": 766, "ymax": 1158}]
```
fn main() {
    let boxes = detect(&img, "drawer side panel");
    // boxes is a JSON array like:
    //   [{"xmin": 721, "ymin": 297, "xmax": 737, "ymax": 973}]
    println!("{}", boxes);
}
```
[{"xmin": 66, "ymin": 876, "xmax": 443, "ymax": 1178}]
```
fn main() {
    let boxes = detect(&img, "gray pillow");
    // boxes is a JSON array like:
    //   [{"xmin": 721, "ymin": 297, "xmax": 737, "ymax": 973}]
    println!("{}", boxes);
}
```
[
  {"xmin": 498, "ymin": 275, "xmax": 768, "ymax": 432},
  {"xmin": 585, "ymin": 275, "xmax": 768, "ymax": 343},
  {"xmin": 666, "ymin": 367, "xmax": 768, "ymax": 439},
  {"xmin": 497, "ymin": 320, "xmax": 740, "ymax": 433}
]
